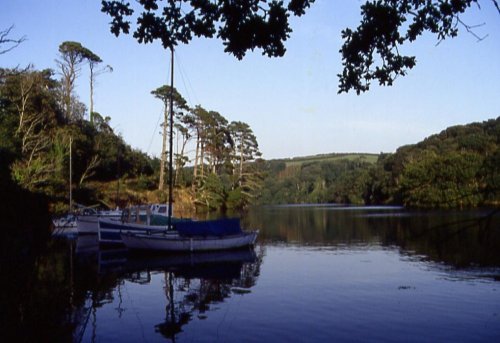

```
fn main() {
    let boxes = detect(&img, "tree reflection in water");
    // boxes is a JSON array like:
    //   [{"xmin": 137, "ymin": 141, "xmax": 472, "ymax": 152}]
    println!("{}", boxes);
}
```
[
  {"xmin": 75, "ymin": 247, "xmax": 263, "ymax": 342},
  {"xmin": 246, "ymin": 206, "xmax": 500, "ymax": 269}
]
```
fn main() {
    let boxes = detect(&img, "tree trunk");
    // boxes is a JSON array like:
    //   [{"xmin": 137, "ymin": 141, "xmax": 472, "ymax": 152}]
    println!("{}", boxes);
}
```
[
  {"xmin": 175, "ymin": 134, "xmax": 188, "ymax": 186},
  {"xmin": 200, "ymin": 140, "xmax": 205, "ymax": 179},
  {"xmin": 158, "ymin": 105, "xmax": 168, "ymax": 190},
  {"xmin": 192, "ymin": 130, "xmax": 200, "ymax": 191},
  {"xmin": 89, "ymin": 63, "xmax": 94, "ymax": 123},
  {"xmin": 239, "ymin": 141, "xmax": 244, "ymax": 186}
]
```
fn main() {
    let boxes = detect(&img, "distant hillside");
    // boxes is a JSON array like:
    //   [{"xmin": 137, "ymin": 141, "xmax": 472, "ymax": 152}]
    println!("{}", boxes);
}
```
[
  {"xmin": 271, "ymin": 153, "xmax": 378, "ymax": 167},
  {"xmin": 256, "ymin": 117, "xmax": 500, "ymax": 208},
  {"xmin": 258, "ymin": 152, "xmax": 379, "ymax": 205},
  {"xmin": 386, "ymin": 117, "xmax": 500, "ymax": 208}
]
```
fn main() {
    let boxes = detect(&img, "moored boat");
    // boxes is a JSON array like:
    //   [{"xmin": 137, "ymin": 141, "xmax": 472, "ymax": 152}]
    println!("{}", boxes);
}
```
[
  {"xmin": 98, "ymin": 217, "xmax": 168, "ymax": 245},
  {"xmin": 52, "ymin": 213, "xmax": 77, "ymax": 229},
  {"xmin": 97, "ymin": 204, "xmax": 186, "ymax": 245},
  {"xmin": 120, "ymin": 218, "xmax": 258, "ymax": 252},
  {"xmin": 77, "ymin": 208, "xmax": 122, "ymax": 235},
  {"xmin": 52, "ymin": 213, "xmax": 78, "ymax": 237},
  {"xmin": 79, "ymin": 204, "xmax": 172, "ymax": 235}
]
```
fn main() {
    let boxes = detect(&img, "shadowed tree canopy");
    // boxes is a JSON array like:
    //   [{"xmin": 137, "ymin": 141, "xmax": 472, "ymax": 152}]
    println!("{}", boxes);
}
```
[
  {"xmin": 102, "ymin": 0, "xmax": 498, "ymax": 93},
  {"xmin": 338, "ymin": 0, "xmax": 498, "ymax": 94},
  {"xmin": 101, "ymin": 0, "xmax": 314, "ymax": 58}
]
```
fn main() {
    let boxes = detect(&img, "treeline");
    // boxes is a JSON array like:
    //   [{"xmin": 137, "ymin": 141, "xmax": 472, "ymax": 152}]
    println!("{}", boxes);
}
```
[
  {"xmin": 0, "ymin": 40, "xmax": 263, "ymax": 214},
  {"xmin": 150, "ymin": 86, "xmax": 262, "ymax": 212},
  {"xmin": 258, "ymin": 154, "xmax": 377, "ymax": 204},
  {"xmin": 386, "ymin": 117, "xmax": 499, "ymax": 208},
  {"xmin": 0, "ymin": 41, "xmax": 158, "ymax": 213},
  {"xmin": 256, "ymin": 118, "xmax": 500, "ymax": 208},
  {"xmin": 0, "ymin": 66, "xmax": 154, "ymax": 212}
]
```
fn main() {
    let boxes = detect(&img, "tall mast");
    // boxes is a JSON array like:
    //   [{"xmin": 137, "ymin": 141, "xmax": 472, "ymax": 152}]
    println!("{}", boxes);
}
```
[
  {"xmin": 69, "ymin": 135, "xmax": 73, "ymax": 212},
  {"xmin": 168, "ymin": 47, "xmax": 174, "ymax": 230}
]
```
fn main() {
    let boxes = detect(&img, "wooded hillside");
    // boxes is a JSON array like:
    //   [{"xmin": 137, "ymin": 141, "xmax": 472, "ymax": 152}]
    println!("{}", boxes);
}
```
[{"xmin": 256, "ymin": 118, "xmax": 499, "ymax": 208}]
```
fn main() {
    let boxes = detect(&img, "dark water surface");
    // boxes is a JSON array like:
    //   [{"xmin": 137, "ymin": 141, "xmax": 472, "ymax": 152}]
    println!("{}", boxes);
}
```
[{"xmin": 3, "ymin": 206, "xmax": 500, "ymax": 342}]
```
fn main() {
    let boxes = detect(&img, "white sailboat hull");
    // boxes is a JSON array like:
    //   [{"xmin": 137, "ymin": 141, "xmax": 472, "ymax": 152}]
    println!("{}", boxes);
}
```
[
  {"xmin": 77, "ymin": 213, "xmax": 121, "ymax": 234},
  {"xmin": 121, "ymin": 230, "xmax": 258, "ymax": 252}
]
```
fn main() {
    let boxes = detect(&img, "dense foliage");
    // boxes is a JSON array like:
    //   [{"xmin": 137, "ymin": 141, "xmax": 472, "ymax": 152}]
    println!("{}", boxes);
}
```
[
  {"xmin": 337, "ymin": 0, "xmax": 491, "ymax": 93},
  {"xmin": 0, "ymin": 62, "xmax": 155, "ymax": 212},
  {"xmin": 153, "ymin": 91, "xmax": 263, "ymax": 212},
  {"xmin": 101, "ymin": 0, "xmax": 314, "ymax": 58},
  {"xmin": 256, "ymin": 118, "xmax": 500, "ymax": 208},
  {"xmin": 258, "ymin": 154, "xmax": 377, "ymax": 205},
  {"xmin": 395, "ymin": 117, "xmax": 500, "ymax": 207}
]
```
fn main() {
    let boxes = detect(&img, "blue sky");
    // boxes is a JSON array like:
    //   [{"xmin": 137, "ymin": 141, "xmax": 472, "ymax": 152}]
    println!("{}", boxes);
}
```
[{"xmin": 2, "ymin": 0, "xmax": 499, "ymax": 160}]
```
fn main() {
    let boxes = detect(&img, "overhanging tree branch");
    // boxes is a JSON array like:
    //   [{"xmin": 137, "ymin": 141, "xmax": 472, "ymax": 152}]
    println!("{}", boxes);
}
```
[{"xmin": 101, "ymin": 1, "xmax": 498, "ymax": 95}]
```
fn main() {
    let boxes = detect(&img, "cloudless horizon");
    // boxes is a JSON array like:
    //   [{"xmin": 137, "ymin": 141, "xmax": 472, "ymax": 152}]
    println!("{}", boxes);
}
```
[{"xmin": 2, "ymin": 0, "xmax": 499, "ymax": 160}]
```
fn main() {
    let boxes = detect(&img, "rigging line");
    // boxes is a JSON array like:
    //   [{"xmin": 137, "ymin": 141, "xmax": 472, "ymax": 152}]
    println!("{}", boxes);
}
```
[
  {"xmin": 174, "ymin": 51, "xmax": 193, "ymax": 105},
  {"xmin": 146, "ymin": 105, "xmax": 164, "ymax": 155},
  {"xmin": 147, "ymin": 49, "xmax": 175, "ymax": 156},
  {"xmin": 174, "ymin": 50, "xmax": 199, "ymax": 106}
]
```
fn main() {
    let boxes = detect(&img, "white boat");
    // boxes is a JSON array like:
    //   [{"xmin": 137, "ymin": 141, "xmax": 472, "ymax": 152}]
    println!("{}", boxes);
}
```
[
  {"xmin": 120, "ymin": 218, "xmax": 258, "ymax": 252},
  {"xmin": 52, "ymin": 213, "xmax": 77, "ymax": 229},
  {"xmin": 52, "ymin": 214, "xmax": 78, "ymax": 238},
  {"xmin": 121, "ymin": 230, "xmax": 258, "ymax": 252},
  {"xmin": 82, "ymin": 204, "xmax": 170, "ymax": 236},
  {"xmin": 97, "ymin": 204, "xmax": 180, "ymax": 244},
  {"xmin": 77, "ymin": 208, "xmax": 122, "ymax": 235}
]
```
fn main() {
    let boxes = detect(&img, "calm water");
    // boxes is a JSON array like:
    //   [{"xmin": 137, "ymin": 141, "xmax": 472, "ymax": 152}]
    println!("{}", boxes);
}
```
[{"xmin": 3, "ymin": 206, "xmax": 500, "ymax": 342}]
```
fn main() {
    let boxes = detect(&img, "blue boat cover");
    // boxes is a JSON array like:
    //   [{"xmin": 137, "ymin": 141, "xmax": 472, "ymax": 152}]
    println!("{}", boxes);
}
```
[{"xmin": 175, "ymin": 218, "xmax": 242, "ymax": 237}]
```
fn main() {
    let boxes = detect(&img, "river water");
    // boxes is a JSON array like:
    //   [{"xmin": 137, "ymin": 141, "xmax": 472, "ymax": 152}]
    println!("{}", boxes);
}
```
[{"xmin": 4, "ymin": 206, "xmax": 500, "ymax": 342}]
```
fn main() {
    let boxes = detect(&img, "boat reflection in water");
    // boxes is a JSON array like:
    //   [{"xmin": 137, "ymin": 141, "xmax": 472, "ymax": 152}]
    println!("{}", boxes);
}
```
[{"xmin": 74, "ymin": 237, "xmax": 262, "ymax": 342}]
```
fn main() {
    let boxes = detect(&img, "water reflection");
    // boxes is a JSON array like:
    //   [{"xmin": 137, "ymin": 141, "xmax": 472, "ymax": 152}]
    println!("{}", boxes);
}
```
[
  {"xmin": 3, "ymin": 206, "xmax": 500, "ymax": 342},
  {"xmin": 73, "ymin": 243, "xmax": 262, "ymax": 342},
  {"xmin": 246, "ymin": 206, "xmax": 500, "ymax": 269}
]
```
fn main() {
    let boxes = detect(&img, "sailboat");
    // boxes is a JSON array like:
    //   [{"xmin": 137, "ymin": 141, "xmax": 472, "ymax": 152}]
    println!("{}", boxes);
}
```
[
  {"xmin": 52, "ymin": 136, "xmax": 122, "ymax": 236},
  {"xmin": 116, "ymin": 48, "xmax": 258, "ymax": 252},
  {"xmin": 52, "ymin": 136, "xmax": 80, "ymax": 237},
  {"xmin": 120, "ymin": 218, "xmax": 258, "ymax": 252},
  {"xmin": 97, "ymin": 203, "xmax": 192, "ymax": 244}
]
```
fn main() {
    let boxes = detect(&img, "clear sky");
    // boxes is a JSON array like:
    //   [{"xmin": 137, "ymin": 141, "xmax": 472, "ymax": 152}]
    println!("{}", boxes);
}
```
[{"xmin": 2, "ymin": 0, "xmax": 499, "ymax": 160}]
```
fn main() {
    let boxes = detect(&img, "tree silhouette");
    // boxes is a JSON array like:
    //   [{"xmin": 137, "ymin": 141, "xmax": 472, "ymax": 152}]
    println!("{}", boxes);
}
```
[{"xmin": 101, "ymin": 0, "xmax": 497, "ymax": 93}]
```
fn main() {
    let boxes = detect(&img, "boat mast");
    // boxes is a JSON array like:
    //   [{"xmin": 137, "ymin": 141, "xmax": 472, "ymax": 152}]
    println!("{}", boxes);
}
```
[
  {"xmin": 69, "ymin": 135, "xmax": 73, "ymax": 212},
  {"xmin": 168, "ymin": 47, "xmax": 174, "ymax": 230}
]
